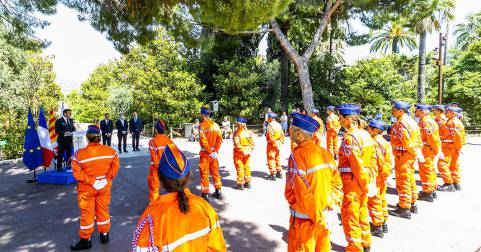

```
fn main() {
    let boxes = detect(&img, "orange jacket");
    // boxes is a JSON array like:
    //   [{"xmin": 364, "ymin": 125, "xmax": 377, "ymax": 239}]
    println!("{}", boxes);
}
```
[
  {"xmin": 72, "ymin": 142, "xmax": 120, "ymax": 186},
  {"xmin": 326, "ymin": 113, "xmax": 341, "ymax": 133},
  {"xmin": 461, "ymin": 123, "xmax": 467, "ymax": 146},
  {"xmin": 133, "ymin": 189, "xmax": 226, "ymax": 252},
  {"xmin": 149, "ymin": 134, "xmax": 173, "ymax": 167},
  {"xmin": 199, "ymin": 118, "xmax": 222, "ymax": 154},
  {"xmin": 445, "ymin": 117, "xmax": 464, "ymax": 151},
  {"xmin": 312, "ymin": 115, "xmax": 325, "ymax": 145},
  {"xmin": 390, "ymin": 114, "xmax": 422, "ymax": 156},
  {"xmin": 285, "ymin": 140, "xmax": 338, "ymax": 225},
  {"xmin": 418, "ymin": 116, "xmax": 441, "ymax": 155},
  {"xmin": 266, "ymin": 121, "xmax": 284, "ymax": 147},
  {"xmin": 435, "ymin": 114, "xmax": 450, "ymax": 141},
  {"xmin": 233, "ymin": 126, "xmax": 254, "ymax": 155},
  {"xmin": 338, "ymin": 127, "xmax": 375, "ymax": 191},
  {"xmin": 373, "ymin": 134, "xmax": 393, "ymax": 184}
]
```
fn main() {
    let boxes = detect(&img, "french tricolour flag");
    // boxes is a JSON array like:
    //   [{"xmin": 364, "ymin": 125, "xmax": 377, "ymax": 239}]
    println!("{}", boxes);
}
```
[{"xmin": 37, "ymin": 106, "xmax": 54, "ymax": 167}]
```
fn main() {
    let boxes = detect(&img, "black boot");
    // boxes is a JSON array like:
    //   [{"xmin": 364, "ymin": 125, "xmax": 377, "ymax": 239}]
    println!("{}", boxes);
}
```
[
  {"xmin": 201, "ymin": 193, "xmax": 209, "ymax": 202},
  {"xmin": 410, "ymin": 204, "xmax": 418, "ymax": 214},
  {"xmin": 418, "ymin": 191, "xmax": 434, "ymax": 202},
  {"xmin": 389, "ymin": 205, "xmax": 412, "ymax": 219},
  {"xmin": 433, "ymin": 191, "xmax": 437, "ymax": 199},
  {"xmin": 264, "ymin": 174, "xmax": 276, "ymax": 181},
  {"xmin": 100, "ymin": 232, "xmax": 109, "ymax": 244},
  {"xmin": 370, "ymin": 223, "xmax": 384, "ymax": 238},
  {"xmin": 363, "ymin": 247, "xmax": 370, "ymax": 252},
  {"xmin": 276, "ymin": 172, "xmax": 282, "ymax": 179},
  {"xmin": 244, "ymin": 182, "xmax": 251, "ymax": 189},
  {"xmin": 236, "ymin": 184, "xmax": 244, "ymax": 190},
  {"xmin": 213, "ymin": 189, "xmax": 222, "ymax": 200},
  {"xmin": 437, "ymin": 183, "xmax": 455, "ymax": 192},
  {"xmin": 382, "ymin": 222, "xmax": 388, "ymax": 233},
  {"xmin": 70, "ymin": 238, "xmax": 92, "ymax": 251},
  {"xmin": 454, "ymin": 183, "xmax": 461, "ymax": 191}
]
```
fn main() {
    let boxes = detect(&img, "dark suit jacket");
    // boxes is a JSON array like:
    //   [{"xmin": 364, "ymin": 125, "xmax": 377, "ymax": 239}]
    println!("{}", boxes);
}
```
[
  {"xmin": 100, "ymin": 119, "xmax": 113, "ymax": 135},
  {"xmin": 116, "ymin": 119, "xmax": 129, "ymax": 135},
  {"xmin": 55, "ymin": 117, "xmax": 76, "ymax": 143},
  {"xmin": 129, "ymin": 117, "xmax": 143, "ymax": 133}
]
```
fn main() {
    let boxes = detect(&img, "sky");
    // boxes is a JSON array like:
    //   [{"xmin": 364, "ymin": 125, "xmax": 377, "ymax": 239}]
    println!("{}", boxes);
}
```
[{"xmin": 35, "ymin": 1, "xmax": 481, "ymax": 94}]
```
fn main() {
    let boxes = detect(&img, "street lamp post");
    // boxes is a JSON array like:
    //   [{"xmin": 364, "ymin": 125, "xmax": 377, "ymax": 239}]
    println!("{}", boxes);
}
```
[{"xmin": 437, "ymin": 33, "xmax": 443, "ymax": 104}]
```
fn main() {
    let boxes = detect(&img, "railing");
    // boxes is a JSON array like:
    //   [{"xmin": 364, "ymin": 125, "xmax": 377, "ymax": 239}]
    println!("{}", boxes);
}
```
[{"xmin": 466, "ymin": 125, "xmax": 481, "ymax": 136}]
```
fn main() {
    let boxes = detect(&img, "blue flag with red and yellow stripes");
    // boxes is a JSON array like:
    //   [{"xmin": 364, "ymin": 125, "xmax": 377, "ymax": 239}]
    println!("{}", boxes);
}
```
[{"xmin": 23, "ymin": 108, "xmax": 44, "ymax": 170}]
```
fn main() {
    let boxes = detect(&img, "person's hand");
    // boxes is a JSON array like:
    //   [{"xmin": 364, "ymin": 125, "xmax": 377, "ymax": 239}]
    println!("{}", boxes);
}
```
[
  {"xmin": 210, "ymin": 152, "xmax": 218, "ymax": 159},
  {"xmin": 367, "ymin": 182, "xmax": 377, "ymax": 198},
  {"xmin": 122, "ymin": 131, "xmax": 126, "ymax": 134},
  {"xmin": 437, "ymin": 152, "xmax": 445, "ymax": 161},
  {"xmin": 323, "ymin": 209, "xmax": 338, "ymax": 230},
  {"xmin": 93, "ymin": 179, "xmax": 108, "ymax": 190},
  {"xmin": 64, "ymin": 132, "xmax": 73, "ymax": 137},
  {"xmin": 416, "ymin": 150, "xmax": 425, "ymax": 163}
]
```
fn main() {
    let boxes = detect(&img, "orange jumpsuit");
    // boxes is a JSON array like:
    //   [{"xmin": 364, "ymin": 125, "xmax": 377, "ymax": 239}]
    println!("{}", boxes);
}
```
[
  {"xmin": 199, "ymin": 118, "xmax": 223, "ymax": 193},
  {"xmin": 233, "ymin": 126, "xmax": 255, "ymax": 186},
  {"xmin": 148, "ymin": 134, "xmax": 173, "ymax": 202},
  {"xmin": 438, "ymin": 117, "xmax": 464, "ymax": 184},
  {"xmin": 369, "ymin": 134, "xmax": 393, "ymax": 226},
  {"xmin": 391, "ymin": 114, "xmax": 422, "ymax": 209},
  {"xmin": 72, "ymin": 143, "xmax": 120, "ymax": 239},
  {"xmin": 132, "ymin": 189, "xmax": 226, "ymax": 251},
  {"xmin": 326, "ymin": 113, "xmax": 341, "ymax": 156},
  {"xmin": 285, "ymin": 140, "xmax": 339, "ymax": 251},
  {"xmin": 418, "ymin": 117, "xmax": 441, "ymax": 193},
  {"xmin": 266, "ymin": 120, "xmax": 284, "ymax": 175},
  {"xmin": 338, "ymin": 127, "xmax": 375, "ymax": 251},
  {"xmin": 312, "ymin": 115, "xmax": 325, "ymax": 147}
]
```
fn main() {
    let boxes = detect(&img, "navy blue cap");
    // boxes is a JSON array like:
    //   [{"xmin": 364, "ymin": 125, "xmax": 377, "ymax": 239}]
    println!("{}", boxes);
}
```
[
  {"xmin": 155, "ymin": 119, "xmax": 166, "ymax": 133},
  {"xmin": 327, "ymin": 106, "xmax": 336, "ymax": 111},
  {"xmin": 431, "ymin": 104, "xmax": 445, "ymax": 111},
  {"xmin": 268, "ymin": 112, "xmax": 277, "ymax": 119},
  {"xmin": 200, "ymin": 107, "xmax": 210, "ymax": 115},
  {"xmin": 159, "ymin": 143, "xmax": 190, "ymax": 179},
  {"xmin": 415, "ymin": 104, "xmax": 432, "ymax": 110},
  {"xmin": 311, "ymin": 109, "xmax": 319, "ymax": 115},
  {"xmin": 337, "ymin": 104, "xmax": 361, "ymax": 116},
  {"xmin": 87, "ymin": 125, "xmax": 100, "ymax": 135},
  {"xmin": 236, "ymin": 117, "xmax": 247, "ymax": 123},
  {"xmin": 392, "ymin": 101, "xmax": 411, "ymax": 109},
  {"xmin": 291, "ymin": 114, "xmax": 320, "ymax": 133},
  {"xmin": 445, "ymin": 106, "xmax": 463, "ymax": 113},
  {"xmin": 369, "ymin": 119, "xmax": 388, "ymax": 131}
]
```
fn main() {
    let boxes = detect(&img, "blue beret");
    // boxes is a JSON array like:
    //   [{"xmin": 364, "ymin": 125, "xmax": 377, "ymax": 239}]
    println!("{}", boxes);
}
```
[
  {"xmin": 415, "ymin": 104, "xmax": 432, "ymax": 110},
  {"xmin": 337, "ymin": 104, "xmax": 361, "ymax": 116},
  {"xmin": 87, "ymin": 125, "xmax": 100, "ymax": 135},
  {"xmin": 236, "ymin": 117, "xmax": 247, "ymax": 123},
  {"xmin": 369, "ymin": 119, "xmax": 388, "ymax": 131},
  {"xmin": 290, "ymin": 112, "xmax": 300, "ymax": 118},
  {"xmin": 448, "ymin": 102, "xmax": 460, "ymax": 107},
  {"xmin": 311, "ymin": 109, "xmax": 319, "ymax": 115},
  {"xmin": 391, "ymin": 101, "xmax": 411, "ymax": 109},
  {"xmin": 268, "ymin": 112, "xmax": 277, "ymax": 119},
  {"xmin": 200, "ymin": 107, "xmax": 210, "ymax": 115},
  {"xmin": 374, "ymin": 112, "xmax": 383, "ymax": 120},
  {"xmin": 159, "ymin": 143, "xmax": 190, "ymax": 179},
  {"xmin": 327, "ymin": 106, "xmax": 336, "ymax": 111},
  {"xmin": 155, "ymin": 119, "xmax": 166, "ymax": 133},
  {"xmin": 431, "ymin": 104, "xmax": 445, "ymax": 111},
  {"xmin": 446, "ymin": 106, "xmax": 463, "ymax": 113},
  {"xmin": 291, "ymin": 114, "xmax": 320, "ymax": 133}
]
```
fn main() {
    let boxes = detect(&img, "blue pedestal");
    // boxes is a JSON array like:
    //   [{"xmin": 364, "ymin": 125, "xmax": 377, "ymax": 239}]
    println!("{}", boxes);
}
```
[{"xmin": 38, "ymin": 170, "xmax": 77, "ymax": 185}]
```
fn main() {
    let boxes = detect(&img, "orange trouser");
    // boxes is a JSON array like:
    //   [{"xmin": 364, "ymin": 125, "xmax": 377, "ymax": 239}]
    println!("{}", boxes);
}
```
[
  {"xmin": 419, "ymin": 147, "xmax": 437, "ymax": 192},
  {"xmin": 379, "ymin": 182, "xmax": 388, "ymax": 222},
  {"xmin": 326, "ymin": 131, "xmax": 339, "ymax": 156},
  {"xmin": 267, "ymin": 143, "xmax": 281, "ymax": 175},
  {"xmin": 147, "ymin": 166, "xmax": 160, "ymax": 202},
  {"xmin": 394, "ymin": 151, "xmax": 417, "ymax": 209},
  {"xmin": 367, "ymin": 184, "xmax": 384, "ymax": 226},
  {"xmin": 341, "ymin": 173, "xmax": 370, "ymax": 251},
  {"xmin": 199, "ymin": 152, "xmax": 222, "ymax": 193},
  {"xmin": 438, "ymin": 144, "xmax": 461, "ymax": 184},
  {"xmin": 77, "ymin": 184, "xmax": 112, "ymax": 239},
  {"xmin": 233, "ymin": 152, "xmax": 251, "ymax": 185},
  {"xmin": 287, "ymin": 217, "xmax": 330, "ymax": 252}
]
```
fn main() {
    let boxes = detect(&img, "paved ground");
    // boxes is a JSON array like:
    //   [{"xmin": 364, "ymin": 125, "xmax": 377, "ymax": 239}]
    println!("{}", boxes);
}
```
[{"xmin": 1, "ymin": 136, "xmax": 480, "ymax": 252}]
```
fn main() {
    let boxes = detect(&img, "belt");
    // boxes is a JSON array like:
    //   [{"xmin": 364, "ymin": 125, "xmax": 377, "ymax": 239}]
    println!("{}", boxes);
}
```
[
  {"xmin": 290, "ymin": 208, "xmax": 310, "ymax": 220},
  {"xmin": 200, "ymin": 147, "xmax": 215, "ymax": 152},
  {"xmin": 441, "ymin": 140, "xmax": 454, "ymax": 143},
  {"xmin": 96, "ymin": 175, "xmax": 106, "ymax": 180},
  {"xmin": 393, "ymin": 147, "xmax": 406, "ymax": 151},
  {"xmin": 338, "ymin": 167, "xmax": 352, "ymax": 173},
  {"xmin": 422, "ymin": 142, "xmax": 428, "ymax": 145}
]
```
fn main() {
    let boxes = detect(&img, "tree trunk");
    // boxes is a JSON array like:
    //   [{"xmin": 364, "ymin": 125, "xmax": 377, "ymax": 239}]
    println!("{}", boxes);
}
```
[
  {"xmin": 392, "ymin": 37, "xmax": 399, "ymax": 54},
  {"xmin": 417, "ymin": 31, "xmax": 427, "ymax": 103},
  {"xmin": 294, "ymin": 58, "xmax": 315, "ymax": 113},
  {"xmin": 280, "ymin": 49, "xmax": 290, "ymax": 113}
]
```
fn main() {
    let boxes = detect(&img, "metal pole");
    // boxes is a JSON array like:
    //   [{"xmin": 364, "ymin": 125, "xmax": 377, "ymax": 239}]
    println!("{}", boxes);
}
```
[{"xmin": 438, "ymin": 32, "xmax": 444, "ymax": 104}]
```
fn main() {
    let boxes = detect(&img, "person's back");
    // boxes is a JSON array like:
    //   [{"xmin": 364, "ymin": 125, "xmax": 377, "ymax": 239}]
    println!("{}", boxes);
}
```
[{"xmin": 200, "ymin": 118, "xmax": 222, "ymax": 151}]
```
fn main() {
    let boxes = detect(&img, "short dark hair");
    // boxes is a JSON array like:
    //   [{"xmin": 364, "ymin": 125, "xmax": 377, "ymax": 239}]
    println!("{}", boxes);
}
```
[
  {"xmin": 104, "ymin": 113, "xmax": 110, "ymax": 116},
  {"xmin": 63, "ymin": 109, "xmax": 72, "ymax": 114}
]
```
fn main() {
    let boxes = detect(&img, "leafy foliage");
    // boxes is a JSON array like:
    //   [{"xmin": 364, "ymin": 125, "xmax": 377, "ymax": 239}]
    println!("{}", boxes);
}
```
[{"xmin": 454, "ymin": 11, "xmax": 481, "ymax": 51}]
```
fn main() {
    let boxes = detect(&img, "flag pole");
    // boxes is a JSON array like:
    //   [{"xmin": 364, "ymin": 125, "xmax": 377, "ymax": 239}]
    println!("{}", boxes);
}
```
[{"xmin": 27, "ymin": 167, "xmax": 38, "ymax": 183}]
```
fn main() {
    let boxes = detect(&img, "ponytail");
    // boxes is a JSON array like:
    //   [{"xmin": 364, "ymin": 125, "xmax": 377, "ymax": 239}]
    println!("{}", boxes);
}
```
[
  {"xmin": 177, "ymin": 189, "xmax": 190, "ymax": 214},
  {"xmin": 158, "ymin": 171, "xmax": 191, "ymax": 214}
]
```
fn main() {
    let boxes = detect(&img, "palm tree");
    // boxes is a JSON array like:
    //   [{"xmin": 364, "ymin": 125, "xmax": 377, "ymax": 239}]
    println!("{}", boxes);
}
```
[
  {"xmin": 454, "ymin": 12, "xmax": 481, "ymax": 50},
  {"xmin": 370, "ymin": 22, "xmax": 417, "ymax": 54}
]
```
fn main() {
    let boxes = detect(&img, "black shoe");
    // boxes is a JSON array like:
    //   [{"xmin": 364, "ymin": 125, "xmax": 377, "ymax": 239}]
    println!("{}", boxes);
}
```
[
  {"xmin": 236, "ymin": 184, "xmax": 244, "ymax": 190},
  {"xmin": 433, "ymin": 191, "xmax": 437, "ymax": 199},
  {"xmin": 70, "ymin": 238, "xmax": 92, "ymax": 251},
  {"xmin": 418, "ymin": 191, "xmax": 434, "ymax": 202},
  {"xmin": 124, "ymin": 150, "xmax": 128, "ymax": 153},
  {"xmin": 201, "ymin": 193, "xmax": 209, "ymax": 202},
  {"xmin": 100, "ymin": 233, "xmax": 109, "ymax": 244},
  {"xmin": 370, "ymin": 223, "xmax": 384, "ymax": 238},
  {"xmin": 118, "ymin": 150, "xmax": 122, "ymax": 154},
  {"xmin": 363, "ymin": 247, "xmax": 370, "ymax": 252},
  {"xmin": 389, "ymin": 206, "xmax": 412, "ymax": 219},
  {"xmin": 437, "ymin": 183, "xmax": 456, "ymax": 192},
  {"xmin": 264, "ymin": 174, "xmax": 276, "ymax": 181},
  {"xmin": 276, "ymin": 172, "xmax": 282, "ymax": 179},
  {"xmin": 410, "ymin": 204, "xmax": 418, "ymax": 214},
  {"xmin": 213, "ymin": 189, "xmax": 222, "ymax": 200},
  {"xmin": 454, "ymin": 183, "xmax": 461, "ymax": 191},
  {"xmin": 382, "ymin": 223, "xmax": 388, "ymax": 233},
  {"xmin": 244, "ymin": 182, "xmax": 251, "ymax": 189}
]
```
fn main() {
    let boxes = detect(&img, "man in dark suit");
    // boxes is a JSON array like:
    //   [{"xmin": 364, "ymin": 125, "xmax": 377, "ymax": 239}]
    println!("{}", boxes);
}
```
[
  {"xmin": 55, "ymin": 109, "xmax": 76, "ymax": 171},
  {"xmin": 100, "ymin": 113, "xmax": 114, "ymax": 146},
  {"xmin": 116, "ymin": 113, "xmax": 129, "ymax": 153},
  {"xmin": 129, "ymin": 111, "xmax": 143, "ymax": 151}
]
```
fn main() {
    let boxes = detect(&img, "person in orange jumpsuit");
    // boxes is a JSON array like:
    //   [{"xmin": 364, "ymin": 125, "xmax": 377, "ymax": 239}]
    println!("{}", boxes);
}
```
[
  {"xmin": 311, "ymin": 109, "xmax": 325, "ymax": 147},
  {"xmin": 415, "ymin": 104, "xmax": 442, "ymax": 202},
  {"xmin": 285, "ymin": 113, "xmax": 339, "ymax": 252},
  {"xmin": 432, "ymin": 104, "xmax": 449, "ymax": 193},
  {"xmin": 326, "ymin": 106, "xmax": 341, "ymax": 159},
  {"xmin": 447, "ymin": 102, "xmax": 467, "ymax": 146},
  {"xmin": 265, "ymin": 112, "xmax": 285, "ymax": 181},
  {"xmin": 233, "ymin": 117, "xmax": 255, "ymax": 190},
  {"xmin": 70, "ymin": 125, "xmax": 120, "ymax": 251},
  {"xmin": 147, "ymin": 119, "xmax": 173, "ymax": 203},
  {"xmin": 437, "ymin": 105, "xmax": 464, "ymax": 191},
  {"xmin": 389, "ymin": 101, "xmax": 423, "ymax": 219},
  {"xmin": 336, "ymin": 104, "xmax": 376, "ymax": 252},
  {"xmin": 367, "ymin": 119, "xmax": 392, "ymax": 236},
  {"xmin": 132, "ymin": 143, "xmax": 227, "ymax": 252},
  {"xmin": 290, "ymin": 112, "xmax": 301, "ymax": 152},
  {"xmin": 199, "ymin": 106, "xmax": 223, "ymax": 202}
]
